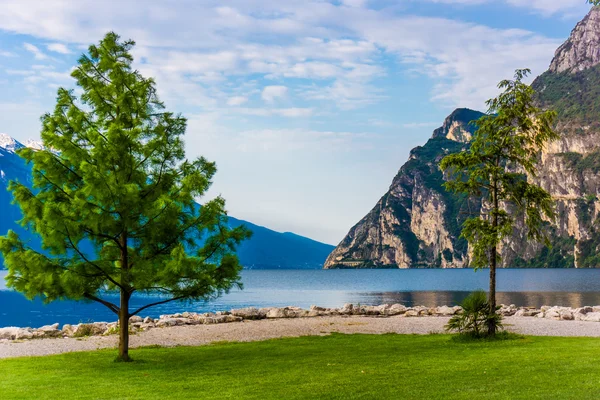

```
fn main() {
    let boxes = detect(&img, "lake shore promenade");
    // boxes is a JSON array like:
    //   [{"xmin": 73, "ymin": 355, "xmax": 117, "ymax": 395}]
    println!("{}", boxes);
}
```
[{"xmin": 3, "ymin": 303, "xmax": 600, "ymax": 359}]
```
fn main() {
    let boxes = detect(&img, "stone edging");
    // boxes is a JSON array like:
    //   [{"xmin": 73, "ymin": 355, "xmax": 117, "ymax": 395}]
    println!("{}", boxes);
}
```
[{"xmin": 1, "ymin": 303, "xmax": 599, "ymax": 341}]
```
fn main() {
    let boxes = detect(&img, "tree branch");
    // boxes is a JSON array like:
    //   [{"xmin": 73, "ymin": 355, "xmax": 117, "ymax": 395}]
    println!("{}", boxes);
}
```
[
  {"xmin": 130, "ymin": 296, "xmax": 186, "ymax": 317},
  {"xmin": 64, "ymin": 225, "xmax": 125, "ymax": 291},
  {"xmin": 84, "ymin": 292, "xmax": 120, "ymax": 315}
]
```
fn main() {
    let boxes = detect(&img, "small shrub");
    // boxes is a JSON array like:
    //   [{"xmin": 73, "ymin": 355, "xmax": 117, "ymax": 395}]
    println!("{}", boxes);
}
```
[
  {"xmin": 73, "ymin": 324, "xmax": 95, "ymax": 338},
  {"xmin": 104, "ymin": 325, "xmax": 119, "ymax": 336},
  {"xmin": 445, "ymin": 290, "xmax": 503, "ymax": 338},
  {"xmin": 103, "ymin": 324, "xmax": 136, "ymax": 336}
]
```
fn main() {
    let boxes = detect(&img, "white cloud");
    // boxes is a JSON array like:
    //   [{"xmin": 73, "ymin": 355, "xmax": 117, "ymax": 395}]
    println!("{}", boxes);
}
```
[
  {"xmin": 236, "ymin": 128, "xmax": 373, "ymax": 152},
  {"xmin": 0, "ymin": 50, "xmax": 16, "ymax": 57},
  {"xmin": 46, "ymin": 43, "xmax": 71, "ymax": 54},
  {"xmin": 402, "ymin": 122, "xmax": 439, "ymax": 129},
  {"xmin": 5, "ymin": 69, "xmax": 34, "ymax": 76},
  {"xmin": 507, "ymin": 0, "xmax": 588, "ymax": 17},
  {"xmin": 342, "ymin": 13, "xmax": 562, "ymax": 108},
  {"xmin": 302, "ymin": 80, "xmax": 386, "ymax": 110},
  {"xmin": 23, "ymin": 43, "xmax": 47, "ymax": 60},
  {"xmin": 341, "ymin": 0, "xmax": 369, "ymax": 7},
  {"xmin": 0, "ymin": 0, "xmax": 587, "ymax": 243},
  {"xmin": 261, "ymin": 85, "xmax": 288, "ymax": 103},
  {"xmin": 238, "ymin": 107, "xmax": 313, "ymax": 117},
  {"xmin": 423, "ymin": 0, "xmax": 589, "ymax": 16},
  {"xmin": 283, "ymin": 61, "xmax": 341, "ymax": 79},
  {"xmin": 226, "ymin": 96, "xmax": 248, "ymax": 106}
]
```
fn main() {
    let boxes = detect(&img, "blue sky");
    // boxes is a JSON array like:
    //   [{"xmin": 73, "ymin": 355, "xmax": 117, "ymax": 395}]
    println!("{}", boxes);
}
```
[{"xmin": 0, "ymin": 0, "xmax": 592, "ymax": 244}]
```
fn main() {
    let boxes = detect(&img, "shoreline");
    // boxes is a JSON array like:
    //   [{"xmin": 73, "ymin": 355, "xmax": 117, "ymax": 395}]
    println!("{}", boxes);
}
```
[
  {"xmin": 3, "ymin": 303, "xmax": 600, "ymax": 358},
  {"xmin": 3, "ymin": 314, "xmax": 600, "ymax": 359}
]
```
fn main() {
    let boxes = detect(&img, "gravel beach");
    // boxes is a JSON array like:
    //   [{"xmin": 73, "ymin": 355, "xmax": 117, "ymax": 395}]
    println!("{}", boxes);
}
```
[{"xmin": 2, "ymin": 315, "xmax": 600, "ymax": 359}]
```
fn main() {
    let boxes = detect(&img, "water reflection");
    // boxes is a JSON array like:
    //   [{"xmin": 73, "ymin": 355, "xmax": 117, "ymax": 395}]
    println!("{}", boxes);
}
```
[
  {"xmin": 5, "ymin": 268, "xmax": 600, "ymax": 327},
  {"xmin": 356, "ymin": 291, "xmax": 600, "ymax": 308}
]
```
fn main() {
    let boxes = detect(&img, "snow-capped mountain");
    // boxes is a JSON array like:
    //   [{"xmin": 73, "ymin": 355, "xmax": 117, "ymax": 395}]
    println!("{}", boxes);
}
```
[
  {"xmin": 0, "ymin": 133, "xmax": 25, "ymax": 154},
  {"xmin": 0, "ymin": 134, "xmax": 333, "ymax": 269}
]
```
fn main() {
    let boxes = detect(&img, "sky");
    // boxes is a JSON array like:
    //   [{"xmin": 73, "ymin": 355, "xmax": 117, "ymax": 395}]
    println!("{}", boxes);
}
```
[{"xmin": 0, "ymin": 0, "xmax": 592, "ymax": 245}]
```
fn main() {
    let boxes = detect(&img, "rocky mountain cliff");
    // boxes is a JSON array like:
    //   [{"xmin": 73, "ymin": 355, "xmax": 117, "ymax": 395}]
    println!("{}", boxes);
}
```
[{"xmin": 325, "ymin": 7, "xmax": 600, "ymax": 269}]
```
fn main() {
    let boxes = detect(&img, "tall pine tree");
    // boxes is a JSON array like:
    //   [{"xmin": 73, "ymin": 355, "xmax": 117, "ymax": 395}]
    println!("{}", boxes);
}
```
[
  {"xmin": 0, "ymin": 32, "xmax": 251, "ymax": 361},
  {"xmin": 440, "ymin": 69, "xmax": 558, "ymax": 336}
]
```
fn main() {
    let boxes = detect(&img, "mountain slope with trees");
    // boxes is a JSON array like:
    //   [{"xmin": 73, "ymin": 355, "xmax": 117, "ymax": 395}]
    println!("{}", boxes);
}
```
[{"xmin": 325, "ymin": 6, "xmax": 600, "ymax": 269}]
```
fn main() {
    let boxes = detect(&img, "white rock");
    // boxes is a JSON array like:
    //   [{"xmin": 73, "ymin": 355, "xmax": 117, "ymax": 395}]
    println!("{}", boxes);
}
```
[
  {"xmin": 387, "ymin": 304, "xmax": 407, "ymax": 316},
  {"xmin": 231, "ymin": 307, "xmax": 266, "ymax": 320},
  {"xmin": 514, "ymin": 309, "xmax": 541, "ymax": 317},
  {"xmin": 266, "ymin": 308, "xmax": 287, "ymax": 318},
  {"xmin": 340, "ymin": 303, "xmax": 354, "ymax": 315},
  {"xmin": 0, "ymin": 327, "xmax": 31, "ymax": 340},
  {"xmin": 156, "ymin": 318, "xmax": 179, "ymax": 327},
  {"xmin": 62, "ymin": 324, "xmax": 75, "ymax": 336},
  {"xmin": 375, "ymin": 304, "xmax": 390, "ymax": 315},
  {"xmin": 364, "ymin": 306, "xmax": 380, "ymax": 315},
  {"xmin": 435, "ymin": 306, "xmax": 456, "ymax": 316},
  {"xmin": 352, "ymin": 306, "xmax": 367, "ymax": 315},
  {"xmin": 560, "ymin": 311, "xmax": 574, "ymax": 321},
  {"xmin": 545, "ymin": 310, "xmax": 561, "ymax": 320},
  {"xmin": 574, "ymin": 306, "xmax": 593, "ymax": 315},
  {"xmin": 583, "ymin": 312, "xmax": 600, "ymax": 322},
  {"xmin": 36, "ymin": 323, "xmax": 61, "ymax": 338},
  {"xmin": 15, "ymin": 328, "xmax": 34, "ymax": 340}
]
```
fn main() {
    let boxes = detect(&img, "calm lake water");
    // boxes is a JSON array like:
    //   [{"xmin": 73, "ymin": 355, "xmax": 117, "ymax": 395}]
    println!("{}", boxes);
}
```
[{"xmin": 3, "ymin": 268, "xmax": 600, "ymax": 327}]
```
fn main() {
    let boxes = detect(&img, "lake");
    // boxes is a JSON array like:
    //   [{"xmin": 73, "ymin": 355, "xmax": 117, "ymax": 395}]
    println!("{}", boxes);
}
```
[{"xmin": 3, "ymin": 268, "xmax": 600, "ymax": 327}]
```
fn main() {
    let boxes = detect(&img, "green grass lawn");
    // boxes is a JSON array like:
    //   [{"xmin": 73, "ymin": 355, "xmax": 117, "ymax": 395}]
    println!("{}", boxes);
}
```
[{"xmin": 1, "ymin": 333, "xmax": 600, "ymax": 399}]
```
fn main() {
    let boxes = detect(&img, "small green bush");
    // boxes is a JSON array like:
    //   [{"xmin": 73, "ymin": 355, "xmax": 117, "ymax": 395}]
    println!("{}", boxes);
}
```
[
  {"xmin": 73, "ymin": 324, "xmax": 95, "ymax": 338},
  {"xmin": 445, "ymin": 290, "xmax": 503, "ymax": 337}
]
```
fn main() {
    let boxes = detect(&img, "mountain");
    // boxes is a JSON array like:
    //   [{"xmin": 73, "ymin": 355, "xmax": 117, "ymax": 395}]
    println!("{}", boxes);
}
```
[
  {"xmin": 228, "ymin": 218, "xmax": 335, "ymax": 269},
  {"xmin": 325, "ymin": 7, "xmax": 600, "ymax": 269},
  {"xmin": 0, "ymin": 134, "xmax": 333, "ymax": 269},
  {"xmin": 324, "ymin": 109, "xmax": 484, "ymax": 269}
]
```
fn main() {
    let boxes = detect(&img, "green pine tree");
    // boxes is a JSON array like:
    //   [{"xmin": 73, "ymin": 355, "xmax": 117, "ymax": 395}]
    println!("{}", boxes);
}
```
[
  {"xmin": 0, "ymin": 32, "xmax": 251, "ymax": 361},
  {"xmin": 440, "ymin": 69, "xmax": 558, "ymax": 336}
]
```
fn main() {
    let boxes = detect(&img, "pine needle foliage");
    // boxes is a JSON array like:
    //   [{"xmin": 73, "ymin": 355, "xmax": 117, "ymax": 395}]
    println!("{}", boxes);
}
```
[
  {"xmin": 440, "ymin": 69, "xmax": 558, "ymax": 336},
  {"xmin": 0, "ymin": 32, "xmax": 251, "ymax": 361}
]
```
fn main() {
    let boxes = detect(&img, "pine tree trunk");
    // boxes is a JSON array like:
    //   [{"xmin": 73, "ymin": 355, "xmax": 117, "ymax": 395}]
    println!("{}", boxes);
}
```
[
  {"xmin": 117, "ymin": 231, "xmax": 132, "ymax": 362},
  {"xmin": 488, "ymin": 245, "xmax": 497, "ymax": 336},
  {"xmin": 488, "ymin": 178, "xmax": 499, "ymax": 337},
  {"xmin": 117, "ymin": 289, "xmax": 131, "ymax": 362}
]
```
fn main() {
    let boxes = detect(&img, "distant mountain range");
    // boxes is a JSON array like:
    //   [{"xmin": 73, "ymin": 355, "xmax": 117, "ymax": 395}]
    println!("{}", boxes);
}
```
[{"xmin": 0, "ymin": 134, "xmax": 333, "ymax": 269}]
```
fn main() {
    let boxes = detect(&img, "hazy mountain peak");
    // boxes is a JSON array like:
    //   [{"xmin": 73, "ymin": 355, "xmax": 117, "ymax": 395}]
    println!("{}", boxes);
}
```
[{"xmin": 549, "ymin": 6, "xmax": 600, "ymax": 74}]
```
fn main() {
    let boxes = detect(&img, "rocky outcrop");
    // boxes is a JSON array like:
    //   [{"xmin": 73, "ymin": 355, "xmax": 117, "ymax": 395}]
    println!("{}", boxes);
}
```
[
  {"xmin": 325, "ymin": 109, "xmax": 483, "ymax": 269},
  {"xmin": 325, "ymin": 7, "xmax": 600, "ymax": 269},
  {"xmin": 549, "ymin": 7, "xmax": 600, "ymax": 74}
]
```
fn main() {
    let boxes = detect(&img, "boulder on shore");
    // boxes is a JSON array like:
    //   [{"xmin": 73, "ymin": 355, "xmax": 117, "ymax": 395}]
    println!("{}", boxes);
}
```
[{"xmin": 5, "ymin": 302, "xmax": 600, "ymax": 343}]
